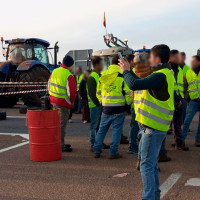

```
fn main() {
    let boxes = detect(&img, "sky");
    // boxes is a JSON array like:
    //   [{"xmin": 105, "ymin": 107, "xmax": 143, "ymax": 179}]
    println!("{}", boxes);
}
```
[{"xmin": 0, "ymin": 0, "xmax": 199, "ymax": 64}]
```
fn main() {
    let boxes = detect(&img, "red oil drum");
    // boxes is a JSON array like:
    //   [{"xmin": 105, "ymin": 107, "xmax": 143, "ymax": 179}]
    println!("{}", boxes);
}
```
[{"xmin": 28, "ymin": 109, "xmax": 62, "ymax": 162}]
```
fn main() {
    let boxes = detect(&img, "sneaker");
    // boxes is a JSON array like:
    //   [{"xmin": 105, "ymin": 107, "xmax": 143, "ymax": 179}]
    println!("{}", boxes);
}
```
[
  {"xmin": 136, "ymin": 159, "xmax": 140, "ymax": 171},
  {"xmin": 158, "ymin": 153, "xmax": 171, "ymax": 162},
  {"xmin": 120, "ymin": 138, "xmax": 129, "ymax": 144},
  {"xmin": 195, "ymin": 141, "xmax": 200, "ymax": 147},
  {"xmin": 109, "ymin": 153, "xmax": 122, "ymax": 159},
  {"xmin": 62, "ymin": 146, "xmax": 72, "ymax": 152},
  {"xmin": 94, "ymin": 153, "xmax": 101, "ymax": 158},
  {"xmin": 175, "ymin": 145, "xmax": 189, "ymax": 151},
  {"xmin": 103, "ymin": 143, "xmax": 110, "ymax": 149},
  {"xmin": 68, "ymin": 119, "xmax": 73, "ymax": 123},
  {"xmin": 83, "ymin": 120, "xmax": 88, "ymax": 124}
]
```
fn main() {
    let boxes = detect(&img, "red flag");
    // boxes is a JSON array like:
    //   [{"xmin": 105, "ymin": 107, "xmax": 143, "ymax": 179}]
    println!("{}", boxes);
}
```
[{"xmin": 103, "ymin": 12, "xmax": 106, "ymax": 28}]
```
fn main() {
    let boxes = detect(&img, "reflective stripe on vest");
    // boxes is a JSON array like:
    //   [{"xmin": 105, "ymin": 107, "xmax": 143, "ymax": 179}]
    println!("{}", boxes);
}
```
[
  {"xmin": 135, "ymin": 68, "xmax": 175, "ymax": 132},
  {"xmin": 49, "ymin": 67, "xmax": 72, "ymax": 100},
  {"xmin": 186, "ymin": 69, "xmax": 200, "ymax": 100},
  {"xmin": 133, "ymin": 90, "xmax": 143, "ymax": 110},
  {"xmin": 174, "ymin": 67, "xmax": 184, "ymax": 98},
  {"xmin": 87, "ymin": 71, "xmax": 100, "ymax": 108}
]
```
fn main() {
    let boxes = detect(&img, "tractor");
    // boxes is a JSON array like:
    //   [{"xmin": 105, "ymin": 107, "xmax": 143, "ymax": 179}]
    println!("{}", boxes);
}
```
[
  {"xmin": 92, "ymin": 33, "xmax": 150, "ymax": 70},
  {"xmin": 0, "ymin": 38, "xmax": 59, "ymax": 107}
]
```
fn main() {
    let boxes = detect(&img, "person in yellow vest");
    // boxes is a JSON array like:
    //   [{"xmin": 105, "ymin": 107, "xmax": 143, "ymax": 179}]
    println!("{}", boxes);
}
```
[
  {"xmin": 93, "ymin": 55, "xmax": 132, "ymax": 159},
  {"xmin": 75, "ymin": 66, "xmax": 84, "ymax": 114},
  {"xmin": 119, "ymin": 44, "xmax": 175, "ymax": 200},
  {"xmin": 180, "ymin": 52, "xmax": 190, "ymax": 123},
  {"xmin": 48, "ymin": 55, "xmax": 77, "ymax": 152},
  {"xmin": 182, "ymin": 55, "xmax": 200, "ymax": 147},
  {"xmin": 169, "ymin": 50, "xmax": 189, "ymax": 151},
  {"xmin": 87, "ymin": 56, "xmax": 109, "ymax": 151}
]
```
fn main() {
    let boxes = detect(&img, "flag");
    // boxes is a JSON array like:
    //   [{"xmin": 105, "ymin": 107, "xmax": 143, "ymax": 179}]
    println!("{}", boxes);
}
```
[{"xmin": 103, "ymin": 12, "xmax": 106, "ymax": 28}]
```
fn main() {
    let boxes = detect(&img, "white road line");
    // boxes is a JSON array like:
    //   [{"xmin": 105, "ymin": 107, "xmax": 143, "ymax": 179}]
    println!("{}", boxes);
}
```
[
  {"xmin": 7, "ymin": 116, "xmax": 26, "ymax": 119},
  {"xmin": 0, "ymin": 133, "xmax": 29, "ymax": 140},
  {"xmin": 160, "ymin": 173, "xmax": 182, "ymax": 199},
  {"xmin": 0, "ymin": 141, "xmax": 29, "ymax": 153},
  {"xmin": 185, "ymin": 178, "xmax": 200, "ymax": 186}
]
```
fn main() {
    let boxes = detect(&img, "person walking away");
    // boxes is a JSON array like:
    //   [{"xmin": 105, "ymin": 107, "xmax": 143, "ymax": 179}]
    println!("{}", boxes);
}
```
[
  {"xmin": 119, "ymin": 44, "xmax": 175, "ymax": 200},
  {"xmin": 75, "ymin": 66, "xmax": 84, "ymax": 114},
  {"xmin": 48, "ymin": 55, "xmax": 77, "ymax": 152},
  {"xmin": 180, "ymin": 52, "xmax": 190, "ymax": 123},
  {"xmin": 169, "ymin": 50, "xmax": 189, "ymax": 151},
  {"xmin": 182, "ymin": 55, "xmax": 200, "ymax": 147},
  {"xmin": 80, "ymin": 70, "xmax": 91, "ymax": 124},
  {"xmin": 93, "ymin": 55, "xmax": 132, "ymax": 159},
  {"xmin": 87, "ymin": 56, "xmax": 109, "ymax": 152}
]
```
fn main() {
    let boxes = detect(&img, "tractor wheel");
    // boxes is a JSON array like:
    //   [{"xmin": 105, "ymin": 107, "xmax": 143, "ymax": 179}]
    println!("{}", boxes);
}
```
[
  {"xmin": 0, "ymin": 72, "xmax": 19, "ymax": 108},
  {"xmin": 19, "ymin": 66, "xmax": 50, "ymax": 107}
]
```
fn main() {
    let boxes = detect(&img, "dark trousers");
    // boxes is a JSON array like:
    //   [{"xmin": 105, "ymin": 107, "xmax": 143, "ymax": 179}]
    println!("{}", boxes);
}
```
[
  {"xmin": 172, "ymin": 105, "xmax": 183, "ymax": 147},
  {"xmin": 82, "ymin": 99, "xmax": 90, "ymax": 122}
]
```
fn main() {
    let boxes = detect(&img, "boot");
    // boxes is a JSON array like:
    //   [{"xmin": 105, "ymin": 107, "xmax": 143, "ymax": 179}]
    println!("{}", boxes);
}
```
[{"xmin": 159, "ymin": 153, "xmax": 171, "ymax": 162}]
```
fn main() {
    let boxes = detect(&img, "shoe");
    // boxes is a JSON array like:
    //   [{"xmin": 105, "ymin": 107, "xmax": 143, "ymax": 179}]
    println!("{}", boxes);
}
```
[
  {"xmin": 109, "ymin": 153, "xmax": 122, "ymax": 159},
  {"xmin": 195, "ymin": 141, "xmax": 200, "ymax": 147},
  {"xmin": 136, "ymin": 159, "xmax": 140, "ymax": 171},
  {"xmin": 62, "ymin": 146, "xmax": 72, "ymax": 152},
  {"xmin": 120, "ymin": 138, "xmax": 129, "ymax": 144},
  {"xmin": 94, "ymin": 153, "xmax": 101, "ymax": 158},
  {"xmin": 103, "ymin": 143, "xmax": 110, "ymax": 149},
  {"xmin": 90, "ymin": 145, "xmax": 93, "ymax": 152},
  {"xmin": 68, "ymin": 119, "xmax": 73, "ymax": 123},
  {"xmin": 158, "ymin": 154, "xmax": 171, "ymax": 162},
  {"xmin": 65, "ymin": 144, "xmax": 71, "ymax": 148},
  {"xmin": 175, "ymin": 145, "xmax": 189, "ymax": 151},
  {"xmin": 128, "ymin": 148, "xmax": 138, "ymax": 154},
  {"xmin": 83, "ymin": 120, "xmax": 88, "ymax": 124}
]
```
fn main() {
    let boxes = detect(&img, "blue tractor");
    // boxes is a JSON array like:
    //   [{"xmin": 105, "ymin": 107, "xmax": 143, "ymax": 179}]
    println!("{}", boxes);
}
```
[{"xmin": 0, "ymin": 38, "xmax": 59, "ymax": 107}]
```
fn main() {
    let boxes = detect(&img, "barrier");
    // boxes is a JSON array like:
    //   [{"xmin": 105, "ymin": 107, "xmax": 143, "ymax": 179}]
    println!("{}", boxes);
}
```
[
  {"xmin": 0, "ymin": 89, "xmax": 48, "ymax": 96},
  {"xmin": 0, "ymin": 81, "xmax": 48, "ymax": 85}
]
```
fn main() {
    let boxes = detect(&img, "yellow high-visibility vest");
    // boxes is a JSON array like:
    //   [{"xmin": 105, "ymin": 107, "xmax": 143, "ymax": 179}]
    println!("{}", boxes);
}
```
[
  {"xmin": 186, "ymin": 68, "xmax": 200, "ymax": 100},
  {"xmin": 174, "ymin": 67, "xmax": 184, "ymax": 98},
  {"xmin": 76, "ymin": 73, "xmax": 84, "ymax": 91},
  {"xmin": 49, "ymin": 67, "xmax": 72, "ymax": 103},
  {"xmin": 135, "ymin": 68, "xmax": 175, "ymax": 131}
]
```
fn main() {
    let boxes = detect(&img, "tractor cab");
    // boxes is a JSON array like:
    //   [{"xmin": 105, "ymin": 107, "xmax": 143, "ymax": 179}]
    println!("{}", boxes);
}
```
[{"xmin": 5, "ymin": 38, "xmax": 50, "ymax": 66}]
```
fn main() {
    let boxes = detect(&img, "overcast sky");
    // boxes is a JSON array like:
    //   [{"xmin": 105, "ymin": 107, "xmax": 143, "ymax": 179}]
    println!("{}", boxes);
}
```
[{"xmin": 0, "ymin": 0, "xmax": 199, "ymax": 64}]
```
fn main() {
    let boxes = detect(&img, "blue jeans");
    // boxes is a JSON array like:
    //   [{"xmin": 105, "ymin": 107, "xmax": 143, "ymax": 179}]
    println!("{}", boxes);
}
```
[
  {"xmin": 94, "ymin": 112, "xmax": 125, "ymax": 155},
  {"xmin": 89, "ymin": 106, "xmax": 102, "ymax": 146},
  {"xmin": 140, "ymin": 127, "xmax": 166, "ymax": 200},
  {"xmin": 129, "ymin": 108, "xmax": 139, "ymax": 152},
  {"xmin": 182, "ymin": 101, "xmax": 200, "ymax": 142},
  {"xmin": 77, "ymin": 92, "xmax": 82, "ymax": 112}
]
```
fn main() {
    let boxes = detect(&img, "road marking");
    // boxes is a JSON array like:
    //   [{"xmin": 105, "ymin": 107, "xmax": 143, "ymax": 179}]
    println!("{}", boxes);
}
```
[
  {"xmin": 7, "ymin": 116, "xmax": 26, "ymax": 119},
  {"xmin": 0, "ymin": 141, "xmax": 29, "ymax": 153},
  {"xmin": 160, "ymin": 173, "xmax": 182, "ymax": 199},
  {"xmin": 0, "ymin": 133, "xmax": 29, "ymax": 140},
  {"xmin": 0, "ymin": 133, "xmax": 29, "ymax": 153},
  {"xmin": 185, "ymin": 178, "xmax": 200, "ymax": 186}
]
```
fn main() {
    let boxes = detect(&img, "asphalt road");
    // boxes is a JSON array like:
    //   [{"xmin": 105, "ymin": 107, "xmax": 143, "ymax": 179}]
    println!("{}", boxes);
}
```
[{"xmin": 0, "ymin": 108, "xmax": 200, "ymax": 200}]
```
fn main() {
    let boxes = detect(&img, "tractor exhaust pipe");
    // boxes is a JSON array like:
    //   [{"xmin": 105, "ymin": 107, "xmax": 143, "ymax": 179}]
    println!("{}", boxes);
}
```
[{"xmin": 54, "ymin": 42, "xmax": 59, "ymax": 67}]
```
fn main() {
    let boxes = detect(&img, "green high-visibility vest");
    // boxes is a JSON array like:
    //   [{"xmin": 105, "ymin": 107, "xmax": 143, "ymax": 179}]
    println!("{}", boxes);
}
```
[
  {"xmin": 182, "ymin": 65, "xmax": 190, "ymax": 75},
  {"xmin": 174, "ymin": 67, "xmax": 184, "ymax": 98},
  {"xmin": 76, "ymin": 73, "xmax": 84, "ymax": 91},
  {"xmin": 97, "ymin": 65, "xmax": 132, "ymax": 107},
  {"xmin": 135, "ymin": 68, "xmax": 175, "ymax": 132},
  {"xmin": 87, "ymin": 71, "xmax": 100, "ymax": 108},
  {"xmin": 186, "ymin": 68, "xmax": 200, "ymax": 100},
  {"xmin": 49, "ymin": 67, "xmax": 72, "ymax": 102}
]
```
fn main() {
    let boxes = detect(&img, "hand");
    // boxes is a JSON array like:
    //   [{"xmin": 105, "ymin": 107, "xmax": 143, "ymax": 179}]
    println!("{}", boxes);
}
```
[
  {"xmin": 118, "ymin": 58, "xmax": 130, "ymax": 72},
  {"xmin": 177, "ymin": 101, "xmax": 182, "ymax": 108}
]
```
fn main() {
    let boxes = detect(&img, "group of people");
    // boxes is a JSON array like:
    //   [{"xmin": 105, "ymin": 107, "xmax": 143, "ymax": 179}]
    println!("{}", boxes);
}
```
[{"xmin": 48, "ymin": 45, "xmax": 200, "ymax": 200}]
